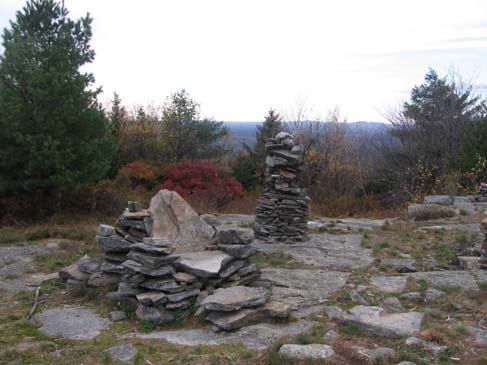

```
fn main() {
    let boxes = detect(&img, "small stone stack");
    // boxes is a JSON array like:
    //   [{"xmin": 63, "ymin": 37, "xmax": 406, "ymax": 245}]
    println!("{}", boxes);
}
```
[
  {"xmin": 201, "ymin": 285, "xmax": 290, "ymax": 331},
  {"xmin": 254, "ymin": 132, "xmax": 310, "ymax": 242}
]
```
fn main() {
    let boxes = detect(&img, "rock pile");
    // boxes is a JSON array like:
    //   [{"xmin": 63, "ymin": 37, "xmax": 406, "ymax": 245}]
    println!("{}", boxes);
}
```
[
  {"xmin": 254, "ymin": 132, "xmax": 310, "ymax": 242},
  {"xmin": 58, "ymin": 190, "xmax": 277, "ymax": 330}
]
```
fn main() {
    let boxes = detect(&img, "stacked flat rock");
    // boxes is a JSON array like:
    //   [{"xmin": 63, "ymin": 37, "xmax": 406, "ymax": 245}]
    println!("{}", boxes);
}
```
[
  {"xmin": 254, "ymin": 132, "xmax": 310, "ymax": 242},
  {"xmin": 119, "ymin": 226, "xmax": 261, "ymax": 324},
  {"xmin": 201, "ymin": 285, "xmax": 290, "ymax": 331}
]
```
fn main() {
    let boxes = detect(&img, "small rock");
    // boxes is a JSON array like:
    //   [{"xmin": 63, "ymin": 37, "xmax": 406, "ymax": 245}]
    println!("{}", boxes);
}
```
[
  {"xmin": 135, "ymin": 304, "xmax": 174, "ymax": 324},
  {"xmin": 457, "ymin": 256, "xmax": 481, "ymax": 270},
  {"xmin": 383, "ymin": 297, "xmax": 405, "ymax": 313},
  {"xmin": 396, "ymin": 362, "xmax": 417, "ymax": 365},
  {"xmin": 136, "ymin": 291, "xmax": 167, "ymax": 306},
  {"xmin": 59, "ymin": 262, "xmax": 89, "ymax": 282},
  {"xmin": 88, "ymin": 272, "xmax": 121, "ymax": 287},
  {"xmin": 349, "ymin": 290, "xmax": 368, "ymax": 305},
  {"xmin": 104, "ymin": 343, "xmax": 137, "ymax": 363},
  {"xmin": 322, "ymin": 330, "xmax": 339, "ymax": 344},
  {"xmin": 117, "ymin": 282, "xmax": 143, "ymax": 297},
  {"xmin": 351, "ymin": 345, "xmax": 396, "ymax": 359},
  {"xmin": 98, "ymin": 224, "xmax": 116, "ymax": 237},
  {"xmin": 424, "ymin": 288, "xmax": 444, "ymax": 301},
  {"xmin": 278, "ymin": 344, "xmax": 334, "ymax": 360},
  {"xmin": 399, "ymin": 292, "xmax": 423, "ymax": 301},
  {"xmin": 370, "ymin": 276, "xmax": 408, "ymax": 293},
  {"xmin": 215, "ymin": 227, "xmax": 253, "ymax": 245},
  {"xmin": 46, "ymin": 241, "xmax": 59, "ymax": 249},
  {"xmin": 405, "ymin": 336, "xmax": 448, "ymax": 355},
  {"xmin": 173, "ymin": 272, "xmax": 197, "ymax": 283},
  {"xmin": 111, "ymin": 311, "xmax": 127, "ymax": 321},
  {"xmin": 175, "ymin": 251, "xmax": 233, "ymax": 278},
  {"xmin": 78, "ymin": 256, "xmax": 102, "ymax": 274},
  {"xmin": 217, "ymin": 244, "xmax": 258, "ymax": 258},
  {"xmin": 166, "ymin": 288, "xmax": 200, "ymax": 303}
]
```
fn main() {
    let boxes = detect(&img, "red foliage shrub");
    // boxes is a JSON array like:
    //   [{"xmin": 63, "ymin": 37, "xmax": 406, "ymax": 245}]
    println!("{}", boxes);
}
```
[
  {"xmin": 160, "ymin": 160, "xmax": 243, "ymax": 208},
  {"xmin": 118, "ymin": 160, "xmax": 156, "ymax": 186}
]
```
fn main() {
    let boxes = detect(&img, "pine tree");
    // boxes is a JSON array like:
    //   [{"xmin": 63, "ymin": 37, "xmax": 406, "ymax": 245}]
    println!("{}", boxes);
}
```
[
  {"xmin": 108, "ymin": 92, "xmax": 128, "ymax": 139},
  {"xmin": 0, "ymin": 0, "xmax": 115, "ymax": 194},
  {"xmin": 246, "ymin": 109, "xmax": 282, "ymax": 182}
]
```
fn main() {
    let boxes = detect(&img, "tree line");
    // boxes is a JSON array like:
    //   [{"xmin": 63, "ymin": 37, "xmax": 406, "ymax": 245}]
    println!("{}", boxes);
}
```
[{"xmin": 1, "ymin": 0, "xmax": 487, "ymax": 220}]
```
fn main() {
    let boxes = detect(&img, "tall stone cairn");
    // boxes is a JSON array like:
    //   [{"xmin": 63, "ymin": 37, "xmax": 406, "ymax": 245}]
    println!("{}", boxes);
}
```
[{"xmin": 254, "ymin": 132, "xmax": 310, "ymax": 242}]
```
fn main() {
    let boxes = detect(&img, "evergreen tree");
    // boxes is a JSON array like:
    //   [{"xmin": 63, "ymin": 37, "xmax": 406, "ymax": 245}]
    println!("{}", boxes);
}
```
[
  {"xmin": 108, "ymin": 92, "xmax": 128, "ymax": 139},
  {"xmin": 0, "ymin": 0, "xmax": 115, "ymax": 194},
  {"xmin": 161, "ymin": 89, "xmax": 229, "ymax": 162},
  {"xmin": 246, "ymin": 109, "xmax": 282, "ymax": 182}
]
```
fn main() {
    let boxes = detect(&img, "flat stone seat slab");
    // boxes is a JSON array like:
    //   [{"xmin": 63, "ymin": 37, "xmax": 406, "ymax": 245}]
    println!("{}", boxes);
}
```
[
  {"xmin": 175, "ymin": 250, "xmax": 233, "ymax": 278},
  {"xmin": 32, "ymin": 306, "xmax": 110, "ymax": 340},
  {"xmin": 202, "ymin": 286, "xmax": 270, "ymax": 311}
]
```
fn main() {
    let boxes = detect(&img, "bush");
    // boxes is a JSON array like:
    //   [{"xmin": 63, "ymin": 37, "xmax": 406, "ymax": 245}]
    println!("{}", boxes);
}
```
[
  {"xmin": 117, "ymin": 160, "xmax": 158, "ymax": 187},
  {"xmin": 160, "ymin": 160, "xmax": 243, "ymax": 209}
]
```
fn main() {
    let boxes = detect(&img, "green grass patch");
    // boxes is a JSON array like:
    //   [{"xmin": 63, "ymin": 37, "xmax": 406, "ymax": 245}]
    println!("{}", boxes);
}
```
[{"xmin": 250, "ymin": 252, "xmax": 295, "ymax": 268}]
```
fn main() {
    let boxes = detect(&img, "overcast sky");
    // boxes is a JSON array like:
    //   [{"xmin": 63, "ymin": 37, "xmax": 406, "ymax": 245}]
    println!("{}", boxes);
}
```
[{"xmin": 1, "ymin": 0, "xmax": 487, "ymax": 122}]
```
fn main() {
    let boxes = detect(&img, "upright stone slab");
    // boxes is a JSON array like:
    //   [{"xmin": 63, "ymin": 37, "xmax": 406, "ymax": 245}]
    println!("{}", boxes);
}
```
[
  {"xmin": 148, "ymin": 190, "xmax": 215, "ymax": 249},
  {"xmin": 254, "ymin": 132, "xmax": 310, "ymax": 242}
]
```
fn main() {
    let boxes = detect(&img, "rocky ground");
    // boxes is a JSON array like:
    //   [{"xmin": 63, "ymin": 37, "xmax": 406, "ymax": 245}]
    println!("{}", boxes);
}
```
[{"xmin": 1, "ymin": 210, "xmax": 487, "ymax": 364}]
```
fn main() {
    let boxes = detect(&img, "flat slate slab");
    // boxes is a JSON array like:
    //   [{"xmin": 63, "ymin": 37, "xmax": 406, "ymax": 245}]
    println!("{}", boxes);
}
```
[
  {"xmin": 260, "ymin": 268, "xmax": 349, "ymax": 313},
  {"xmin": 405, "ymin": 271, "xmax": 479, "ymax": 290},
  {"xmin": 253, "ymin": 233, "xmax": 373, "ymax": 270},
  {"xmin": 32, "ymin": 306, "xmax": 110, "ymax": 340},
  {"xmin": 131, "ymin": 320, "xmax": 316, "ymax": 350},
  {"xmin": 104, "ymin": 343, "xmax": 137, "ymax": 363},
  {"xmin": 278, "ymin": 344, "xmax": 335, "ymax": 360},
  {"xmin": 370, "ymin": 276, "xmax": 409, "ymax": 293},
  {"xmin": 175, "ymin": 250, "xmax": 233, "ymax": 278},
  {"xmin": 327, "ymin": 305, "xmax": 424, "ymax": 337},
  {"xmin": 202, "ymin": 286, "xmax": 270, "ymax": 311}
]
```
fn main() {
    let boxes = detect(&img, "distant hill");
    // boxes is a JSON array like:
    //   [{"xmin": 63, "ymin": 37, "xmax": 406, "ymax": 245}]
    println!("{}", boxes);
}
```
[{"xmin": 223, "ymin": 121, "xmax": 391, "ymax": 150}]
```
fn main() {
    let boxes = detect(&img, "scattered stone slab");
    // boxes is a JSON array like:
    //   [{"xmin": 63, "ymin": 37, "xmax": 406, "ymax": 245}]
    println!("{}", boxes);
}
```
[
  {"xmin": 405, "ymin": 336, "xmax": 448, "ymax": 355},
  {"xmin": 327, "ymin": 305, "xmax": 424, "ymax": 337},
  {"xmin": 217, "ymin": 244, "xmax": 257, "ymax": 258},
  {"xmin": 423, "ymin": 195, "xmax": 453, "ymax": 206},
  {"xmin": 214, "ymin": 227, "xmax": 253, "ymax": 245},
  {"xmin": 88, "ymin": 272, "xmax": 121, "ymax": 287},
  {"xmin": 58, "ymin": 261, "xmax": 90, "ymax": 282},
  {"xmin": 466, "ymin": 326, "xmax": 487, "ymax": 345},
  {"xmin": 32, "ymin": 306, "xmax": 110, "ymax": 340},
  {"xmin": 77, "ymin": 256, "xmax": 102, "ymax": 274},
  {"xmin": 278, "ymin": 344, "xmax": 334, "ymax": 360},
  {"xmin": 408, "ymin": 204, "xmax": 456, "ymax": 220},
  {"xmin": 424, "ymin": 288, "xmax": 445, "ymax": 301},
  {"xmin": 25, "ymin": 272, "xmax": 59, "ymax": 287},
  {"xmin": 457, "ymin": 256, "xmax": 481, "ymax": 270},
  {"xmin": 314, "ymin": 217, "xmax": 398, "ymax": 232},
  {"xmin": 131, "ymin": 320, "xmax": 316, "ymax": 350},
  {"xmin": 135, "ymin": 304, "xmax": 174, "ymax": 324},
  {"xmin": 175, "ymin": 251, "xmax": 233, "ymax": 278},
  {"xmin": 349, "ymin": 290, "xmax": 369, "ymax": 305},
  {"xmin": 322, "ymin": 330, "xmax": 339, "ymax": 344},
  {"xmin": 104, "ymin": 343, "xmax": 137, "ymax": 364},
  {"xmin": 111, "ymin": 311, "xmax": 127, "ymax": 321},
  {"xmin": 202, "ymin": 286, "xmax": 270, "ymax": 311},
  {"xmin": 381, "ymin": 258, "xmax": 417, "ymax": 273},
  {"xmin": 351, "ymin": 345, "xmax": 396, "ymax": 360},
  {"xmin": 370, "ymin": 276, "xmax": 408, "ymax": 293},
  {"xmin": 383, "ymin": 297, "xmax": 405, "ymax": 313},
  {"xmin": 399, "ymin": 292, "xmax": 423, "ymax": 301},
  {"xmin": 406, "ymin": 271, "xmax": 479, "ymax": 290},
  {"xmin": 136, "ymin": 291, "xmax": 167, "ymax": 306}
]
